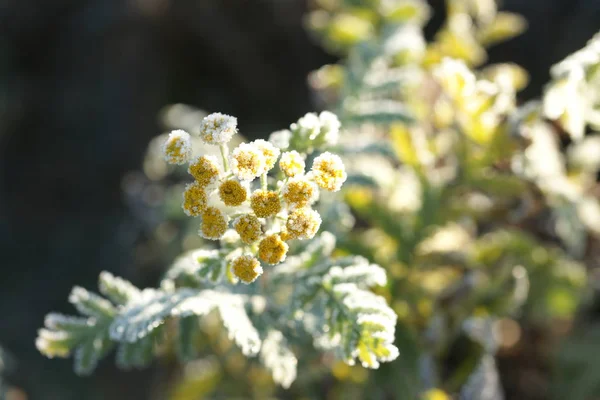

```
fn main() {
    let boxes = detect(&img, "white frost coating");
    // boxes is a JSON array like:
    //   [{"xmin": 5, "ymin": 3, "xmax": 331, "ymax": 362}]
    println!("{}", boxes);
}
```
[
  {"xmin": 291, "ymin": 112, "xmax": 321, "ymax": 140},
  {"xmin": 311, "ymin": 152, "xmax": 347, "ymax": 192},
  {"xmin": 69, "ymin": 286, "xmax": 115, "ymax": 319},
  {"xmin": 229, "ymin": 142, "xmax": 266, "ymax": 181},
  {"xmin": 279, "ymin": 150, "xmax": 305, "ymax": 177},
  {"xmin": 44, "ymin": 313, "xmax": 93, "ymax": 330},
  {"xmin": 198, "ymin": 112, "xmax": 237, "ymax": 144},
  {"xmin": 252, "ymin": 139, "xmax": 281, "ymax": 171},
  {"xmin": 286, "ymin": 208, "xmax": 322, "ymax": 240},
  {"xmin": 282, "ymin": 176, "xmax": 319, "ymax": 205},
  {"xmin": 164, "ymin": 249, "xmax": 220, "ymax": 283},
  {"xmin": 317, "ymin": 282, "xmax": 399, "ymax": 369},
  {"xmin": 318, "ymin": 111, "xmax": 341, "ymax": 146},
  {"xmin": 217, "ymin": 297, "xmax": 261, "ymax": 356},
  {"xmin": 324, "ymin": 262, "xmax": 387, "ymax": 288},
  {"xmin": 99, "ymin": 271, "xmax": 142, "ymax": 305},
  {"xmin": 162, "ymin": 129, "xmax": 193, "ymax": 164},
  {"xmin": 268, "ymin": 129, "xmax": 292, "ymax": 149},
  {"xmin": 110, "ymin": 289, "xmax": 262, "ymax": 357},
  {"xmin": 260, "ymin": 330, "xmax": 298, "ymax": 388},
  {"xmin": 109, "ymin": 289, "xmax": 198, "ymax": 343}
]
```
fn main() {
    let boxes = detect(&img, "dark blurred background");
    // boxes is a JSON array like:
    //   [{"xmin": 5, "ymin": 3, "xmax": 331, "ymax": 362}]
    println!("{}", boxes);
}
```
[{"xmin": 0, "ymin": 0, "xmax": 598, "ymax": 399}]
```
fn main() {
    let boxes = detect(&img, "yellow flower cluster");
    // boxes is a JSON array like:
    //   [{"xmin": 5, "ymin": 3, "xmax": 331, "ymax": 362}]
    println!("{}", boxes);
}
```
[{"xmin": 162, "ymin": 111, "xmax": 347, "ymax": 283}]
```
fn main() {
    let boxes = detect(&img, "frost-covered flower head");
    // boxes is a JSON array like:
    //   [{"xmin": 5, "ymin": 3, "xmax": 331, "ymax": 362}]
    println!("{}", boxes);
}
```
[
  {"xmin": 188, "ymin": 155, "xmax": 220, "ymax": 186},
  {"xmin": 311, "ymin": 152, "xmax": 347, "ymax": 192},
  {"xmin": 230, "ymin": 142, "xmax": 267, "ymax": 181},
  {"xmin": 279, "ymin": 151, "xmax": 306, "ymax": 177},
  {"xmin": 232, "ymin": 254, "xmax": 263, "ymax": 284},
  {"xmin": 233, "ymin": 214, "xmax": 262, "ymax": 244},
  {"xmin": 291, "ymin": 112, "xmax": 321, "ymax": 140},
  {"xmin": 199, "ymin": 207, "xmax": 229, "ymax": 240},
  {"xmin": 252, "ymin": 139, "xmax": 281, "ymax": 171},
  {"xmin": 318, "ymin": 111, "xmax": 341, "ymax": 146},
  {"xmin": 287, "ymin": 111, "xmax": 341, "ymax": 150},
  {"xmin": 219, "ymin": 180, "xmax": 247, "ymax": 206},
  {"xmin": 162, "ymin": 110, "xmax": 347, "ymax": 278},
  {"xmin": 258, "ymin": 234, "xmax": 289, "ymax": 265},
  {"xmin": 283, "ymin": 177, "xmax": 319, "ymax": 207},
  {"xmin": 268, "ymin": 129, "xmax": 292, "ymax": 150},
  {"xmin": 182, "ymin": 182, "xmax": 208, "ymax": 216},
  {"xmin": 198, "ymin": 112, "xmax": 237, "ymax": 144},
  {"xmin": 286, "ymin": 207, "xmax": 322, "ymax": 240},
  {"xmin": 163, "ymin": 130, "xmax": 192, "ymax": 165},
  {"xmin": 250, "ymin": 190, "xmax": 282, "ymax": 218}
]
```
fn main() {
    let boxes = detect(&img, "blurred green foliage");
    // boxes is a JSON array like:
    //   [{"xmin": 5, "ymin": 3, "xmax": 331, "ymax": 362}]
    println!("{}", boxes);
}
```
[{"xmin": 305, "ymin": 0, "xmax": 600, "ymax": 398}]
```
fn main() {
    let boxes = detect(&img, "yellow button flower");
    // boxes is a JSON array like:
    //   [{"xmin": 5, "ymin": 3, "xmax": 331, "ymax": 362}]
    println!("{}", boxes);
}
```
[
  {"xmin": 279, "ymin": 150, "xmax": 305, "ymax": 177},
  {"xmin": 218, "ymin": 180, "xmax": 247, "ymax": 207},
  {"xmin": 163, "ymin": 130, "xmax": 192, "ymax": 165},
  {"xmin": 198, "ymin": 112, "xmax": 237, "ymax": 145},
  {"xmin": 199, "ymin": 206, "xmax": 229, "ymax": 240},
  {"xmin": 282, "ymin": 177, "xmax": 319, "ymax": 207},
  {"xmin": 182, "ymin": 182, "xmax": 208, "ymax": 216},
  {"xmin": 311, "ymin": 152, "xmax": 347, "ymax": 192},
  {"xmin": 233, "ymin": 214, "xmax": 262, "ymax": 244},
  {"xmin": 188, "ymin": 155, "xmax": 220, "ymax": 186},
  {"xmin": 250, "ymin": 190, "xmax": 282, "ymax": 218},
  {"xmin": 252, "ymin": 139, "xmax": 280, "ymax": 171},
  {"xmin": 258, "ymin": 234, "xmax": 289, "ymax": 265},
  {"xmin": 232, "ymin": 254, "xmax": 263, "ymax": 284},
  {"xmin": 286, "ymin": 207, "xmax": 322, "ymax": 240},
  {"xmin": 230, "ymin": 143, "xmax": 266, "ymax": 181}
]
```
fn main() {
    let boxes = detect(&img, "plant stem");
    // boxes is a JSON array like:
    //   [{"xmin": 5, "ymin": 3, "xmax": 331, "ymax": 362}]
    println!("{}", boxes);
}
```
[
  {"xmin": 220, "ymin": 144, "xmax": 230, "ymax": 172},
  {"xmin": 261, "ymin": 174, "xmax": 268, "ymax": 190}
]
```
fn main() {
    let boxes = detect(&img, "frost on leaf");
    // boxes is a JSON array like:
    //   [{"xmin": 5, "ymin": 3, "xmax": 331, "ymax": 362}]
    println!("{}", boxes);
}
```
[{"xmin": 260, "ymin": 330, "xmax": 298, "ymax": 389}]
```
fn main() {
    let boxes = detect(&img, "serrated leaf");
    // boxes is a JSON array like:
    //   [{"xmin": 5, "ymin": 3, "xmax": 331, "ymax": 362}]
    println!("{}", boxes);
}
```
[
  {"xmin": 324, "ymin": 257, "xmax": 387, "ymax": 288},
  {"xmin": 74, "ymin": 331, "xmax": 114, "ymax": 376},
  {"xmin": 99, "ymin": 272, "xmax": 142, "ymax": 305},
  {"xmin": 165, "ymin": 250, "xmax": 224, "ymax": 287},
  {"xmin": 109, "ymin": 289, "xmax": 203, "ymax": 343},
  {"xmin": 116, "ymin": 334, "xmax": 155, "ymax": 370},
  {"xmin": 260, "ymin": 330, "xmax": 298, "ymax": 388},
  {"xmin": 69, "ymin": 287, "xmax": 116, "ymax": 319},
  {"xmin": 217, "ymin": 298, "xmax": 261, "ymax": 356}
]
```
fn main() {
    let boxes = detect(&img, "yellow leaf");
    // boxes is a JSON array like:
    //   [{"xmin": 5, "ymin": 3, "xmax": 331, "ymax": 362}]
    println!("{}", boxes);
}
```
[
  {"xmin": 390, "ymin": 123, "xmax": 419, "ymax": 167},
  {"xmin": 478, "ymin": 12, "xmax": 527, "ymax": 46},
  {"xmin": 328, "ymin": 13, "xmax": 374, "ymax": 45},
  {"xmin": 422, "ymin": 388, "xmax": 451, "ymax": 400}
]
